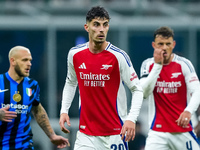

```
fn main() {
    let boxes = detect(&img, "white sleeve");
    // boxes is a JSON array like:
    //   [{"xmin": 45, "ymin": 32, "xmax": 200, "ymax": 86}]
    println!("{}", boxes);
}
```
[
  {"xmin": 119, "ymin": 52, "xmax": 143, "ymax": 123},
  {"xmin": 140, "ymin": 59, "xmax": 162, "ymax": 99},
  {"xmin": 126, "ymin": 87, "xmax": 143, "ymax": 123},
  {"xmin": 60, "ymin": 50, "xmax": 78, "ymax": 115},
  {"xmin": 60, "ymin": 78, "xmax": 77, "ymax": 114},
  {"xmin": 185, "ymin": 85, "xmax": 200, "ymax": 114},
  {"xmin": 182, "ymin": 59, "xmax": 200, "ymax": 114}
]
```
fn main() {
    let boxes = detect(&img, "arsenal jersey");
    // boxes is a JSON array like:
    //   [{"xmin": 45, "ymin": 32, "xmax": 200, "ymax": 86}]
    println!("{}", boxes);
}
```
[
  {"xmin": 140, "ymin": 54, "xmax": 200, "ymax": 132},
  {"xmin": 61, "ymin": 42, "xmax": 143, "ymax": 136}
]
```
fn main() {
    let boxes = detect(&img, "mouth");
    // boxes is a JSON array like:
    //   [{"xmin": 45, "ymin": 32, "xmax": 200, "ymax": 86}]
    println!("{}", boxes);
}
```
[
  {"xmin": 163, "ymin": 51, "xmax": 167, "ymax": 57},
  {"xmin": 25, "ymin": 68, "xmax": 30, "ymax": 73},
  {"xmin": 98, "ymin": 35, "xmax": 105, "ymax": 39}
]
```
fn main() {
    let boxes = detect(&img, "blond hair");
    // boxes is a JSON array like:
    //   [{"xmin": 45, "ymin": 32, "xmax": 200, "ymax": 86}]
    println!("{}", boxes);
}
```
[{"xmin": 8, "ymin": 46, "xmax": 30, "ymax": 60}]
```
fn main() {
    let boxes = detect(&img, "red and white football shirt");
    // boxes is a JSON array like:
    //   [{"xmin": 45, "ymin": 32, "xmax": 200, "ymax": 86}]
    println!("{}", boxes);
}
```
[
  {"xmin": 140, "ymin": 54, "xmax": 200, "ymax": 132},
  {"xmin": 61, "ymin": 42, "xmax": 143, "ymax": 136}
]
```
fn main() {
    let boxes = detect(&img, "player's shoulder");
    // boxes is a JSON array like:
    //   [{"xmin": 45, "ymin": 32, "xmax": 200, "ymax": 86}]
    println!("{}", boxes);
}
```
[
  {"xmin": 173, "ymin": 54, "xmax": 193, "ymax": 66},
  {"xmin": 70, "ymin": 42, "xmax": 88, "ymax": 53},
  {"xmin": 107, "ymin": 43, "xmax": 132, "ymax": 66},
  {"xmin": 173, "ymin": 53, "xmax": 190, "ymax": 63},
  {"xmin": 141, "ymin": 57, "xmax": 154, "ymax": 67},
  {"xmin": 0, "ymin": 73, "xmax": 9, "ymax": 81},
  {"xmin": 24, "ymin": 77, "xmax": 38, "ymax": 85},
  {"xmin": 0, "ymin": 74, "xmax": 3, "ymax": 79},
  {"xmin": 173, "ymin": 53, "xmax": 195, "ymax": 72},
  {"xmin": 142, "ymin": 57, "xmax": 154, "ymax": 63},
  {"xmin": 107, "ymin": 43, "xmax": 126, "ymax": 55}
]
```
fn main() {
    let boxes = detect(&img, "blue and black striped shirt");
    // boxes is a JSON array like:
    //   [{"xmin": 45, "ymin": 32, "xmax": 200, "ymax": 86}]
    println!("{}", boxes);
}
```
[{"xmin": 0, "ymin": 72, "xmax": 40, "ymax": 150}]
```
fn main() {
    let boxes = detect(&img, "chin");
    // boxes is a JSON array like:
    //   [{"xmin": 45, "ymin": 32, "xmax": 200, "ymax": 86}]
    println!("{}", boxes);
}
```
[
  {"xmin": 95, "ymin": 41, "xmax": 104, "ymax": 44},
  {"xmin": 95, "ymin": 38, "xmax": 105, "ymax": 43},
  {"xmin": 99, "ymin": 40, "xmax": 106, "ymax": 43},
  {"xmin": 24, "ymin": 73, "xmax": 30, "ymax": 77}
]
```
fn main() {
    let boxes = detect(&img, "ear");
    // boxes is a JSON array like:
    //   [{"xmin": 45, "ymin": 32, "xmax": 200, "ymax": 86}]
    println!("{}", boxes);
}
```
[
  {"xmin": 84, "ymin": 24, "xmax": 89, "ymax": 32},
  {"xmin": 10, "ymin": 57, "xmax": 16, "ymax": 65},
  {"xmin": 152, "ymin": 41, "xmax": 155, "ymax": 49},
  {"xmin": 173, "ymin": 40, "xmax": 176, "ymax": 49}
]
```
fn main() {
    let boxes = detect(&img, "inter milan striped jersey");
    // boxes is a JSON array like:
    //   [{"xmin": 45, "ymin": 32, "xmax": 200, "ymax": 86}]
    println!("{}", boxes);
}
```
[
  {"xmin": 61, "ymin": 42, "xmax": 143, "ymax": 136},
  {"xmin": 0, "ymin": 72, "xmax": 40, "ymax": 149},
  {"xmin": 140, "ymin": 54, "xmax": 200, "ymax": 132}
]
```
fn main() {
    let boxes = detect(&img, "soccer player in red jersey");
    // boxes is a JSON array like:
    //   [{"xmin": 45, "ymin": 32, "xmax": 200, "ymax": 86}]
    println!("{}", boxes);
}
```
[
  {"xmin": 59, "ymin": 6, "xmax": 143, "ymax": 150},
  {"xmin": 140, "ymin": 26, "xmax": 200, "ymax": 150}
]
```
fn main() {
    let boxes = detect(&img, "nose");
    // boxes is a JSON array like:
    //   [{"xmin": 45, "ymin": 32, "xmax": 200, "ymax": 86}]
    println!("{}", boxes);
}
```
[
  {"xmin": 162, "ymin": 44, "xmax": 168, "ymax": 50},
  {"xmin": 28, "ymin": 61, "xmax": 32, "ymax": 66},
  {"xmin": 99, "ymin": 25, "xmax": 104, "ymax": 32}
]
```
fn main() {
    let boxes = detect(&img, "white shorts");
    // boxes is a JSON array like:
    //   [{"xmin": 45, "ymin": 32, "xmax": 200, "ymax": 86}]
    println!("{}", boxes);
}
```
[
  {"xmin": 145, "ymin": 130, "xmax": 200, "ymax": 150},
  {"xmin": 74, "ymin": 131, "xmax": 128, "ymax": 150}
]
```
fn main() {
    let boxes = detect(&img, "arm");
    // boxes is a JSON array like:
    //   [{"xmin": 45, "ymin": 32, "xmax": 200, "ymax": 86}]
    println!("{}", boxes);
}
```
[
  {"xmin": 176, "ymin": 59, "xmax": 200, "ymax": 127},
  {"xmin": 59, "ymin": 49, "xmax": 78, "ymax": 133},
  {"xmin": 0, "ymin": 106, "xmax": 17, "ymax": 122},
  {"xmin": 140, "ymin": 48, "xmax": 163, "ymax": 99},
  {"xmin": 121, "ymin": 86, "xmax": 143, "ymax": 142},
  {"xmin": 118, "ymin": 51, "xmax": 143, "ymax": 142},
  {"xmin": 59, "ymin": 78, "xmax": 77, "ymax": 133},
  {"xmin": 179, "ymin": 85, "xmax": 200, "ymax": 126},
  {"xmin": 140, "ymin": 63, "xmax": 162, "ymax": 98},
  {"xmin": 31, "ymin": 104, "xmax": 70, "ymax": 148},
  {"xmin": 184, "ymin": 84, "xmax": 200, "ymax": 114}
]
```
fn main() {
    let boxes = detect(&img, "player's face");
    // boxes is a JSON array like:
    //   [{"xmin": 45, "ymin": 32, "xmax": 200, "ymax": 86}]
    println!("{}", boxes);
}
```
[
  {"xmin": 85, "ymin": 17, "xmax": 109, "ymax": 44},
  {"xmin": 153, "ymin": 35, "xmax": 176, "ymax": 64},
  {"xmin": 14, "ymin": 50, "xmax": 32, "ymax": 77}
]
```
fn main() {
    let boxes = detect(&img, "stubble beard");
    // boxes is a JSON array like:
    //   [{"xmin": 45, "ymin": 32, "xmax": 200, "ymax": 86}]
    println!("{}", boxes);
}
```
[
  {"xmin": 14, "ymin": 64, "xmax": 28, "ymax": 77},
  {"xmin": 94, "ymin": 38, "xmax": 105, "ymax": 45}
]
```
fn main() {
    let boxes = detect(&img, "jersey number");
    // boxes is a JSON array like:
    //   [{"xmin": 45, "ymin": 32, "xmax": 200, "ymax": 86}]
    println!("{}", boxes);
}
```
[
  {"xmin": 110, "ymin": 144, "xmax": 124, "ymax": 150},
  {"xmin": 186, "ymin": 141, "xmax": 192, "ymax": 150}
]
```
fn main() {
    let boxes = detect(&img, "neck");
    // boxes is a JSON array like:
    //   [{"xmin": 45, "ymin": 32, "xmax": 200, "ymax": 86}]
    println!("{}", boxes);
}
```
[
  {"xmin": 163, "ymin": 53, "xmax": 174, "ymax": 65},
  {"xmin": 88, "ymin": 41, "xmax": 108, "ymax": 54},
  {"xmin": 8, "ymin": 69, "xmax": 24, "ymax": 83}
]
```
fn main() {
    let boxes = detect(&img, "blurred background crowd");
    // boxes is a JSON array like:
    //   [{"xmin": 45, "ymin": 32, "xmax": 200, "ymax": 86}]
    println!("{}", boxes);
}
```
[{"xmin": 0, "ymin": 0, "xmax": 200, "ymax": 149}]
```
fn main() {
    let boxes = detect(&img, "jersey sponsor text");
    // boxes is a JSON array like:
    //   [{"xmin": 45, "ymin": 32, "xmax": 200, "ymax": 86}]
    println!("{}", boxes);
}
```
[
  {"xmin": 1, "ymin": 103, "xmax": 29, "ymax": 114},
  {"xmin": 80, "ymin": 72, "xmax": 110, "ymax": 80},
  {"xmin": 156, "ymin": 81, "xmax": 181, "ymax": 94},
  {"xmin": 80, "ymin": 72, "xmax": 110, "ymax": 87}
]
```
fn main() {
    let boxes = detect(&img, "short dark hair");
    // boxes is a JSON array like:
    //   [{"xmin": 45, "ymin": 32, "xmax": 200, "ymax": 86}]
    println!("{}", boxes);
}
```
[
  {"xmin": 154, "ymin": 26, "xmax": 174, "ymax": 40},
  {"xmin": 86, "ymin": 6, "xmax": 110, "ymax": 22}
]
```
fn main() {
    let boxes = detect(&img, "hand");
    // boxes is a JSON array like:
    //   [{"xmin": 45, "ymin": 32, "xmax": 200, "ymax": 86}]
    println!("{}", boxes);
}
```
[
  {"xmin": 50, "ymin": 134, "xmax": 70, "ymax": 148},
  {"xmin": 176, "ymin": 111, "xmax": 191, "ymax": 128},
  {"xmin": 59, "ymin": 113, "xmax": 70, "ymax": 133},
  {"xmin": 0, "ymin": 106, "xmax": 17, "ymax": 122},
  {"xmin": 153, "ymin": 48, "xmax": 164, "ymax": 65},
  {"xmin": 120, "ymin": 120, "xmax": 136, "ymax": 142}
]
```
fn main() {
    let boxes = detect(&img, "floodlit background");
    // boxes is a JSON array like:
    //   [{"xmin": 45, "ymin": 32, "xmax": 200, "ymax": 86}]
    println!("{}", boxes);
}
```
[{"xmin": 0, "ymin": 0, "xmax": 200, "ymax": 149}]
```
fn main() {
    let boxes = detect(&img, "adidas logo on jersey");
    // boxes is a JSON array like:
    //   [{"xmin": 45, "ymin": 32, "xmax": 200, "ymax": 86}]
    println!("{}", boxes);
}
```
[{"xmin": 79, "ymin": 63, "xmax": 86, "ymax": 69}]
